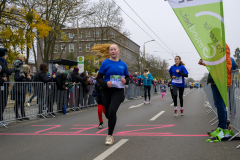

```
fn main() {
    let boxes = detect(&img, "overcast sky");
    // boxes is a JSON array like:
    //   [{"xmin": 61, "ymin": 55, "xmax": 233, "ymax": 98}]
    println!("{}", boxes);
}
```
[{"xmin": 111, "ymin": 0, "xmax": 240, "ymax": 80}]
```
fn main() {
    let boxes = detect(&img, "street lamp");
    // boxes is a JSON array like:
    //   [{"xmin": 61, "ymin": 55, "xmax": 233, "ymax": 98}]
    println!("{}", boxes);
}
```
[{"xmin": 143, "ymin": 40, "xmax": 155, "ymax": 68}]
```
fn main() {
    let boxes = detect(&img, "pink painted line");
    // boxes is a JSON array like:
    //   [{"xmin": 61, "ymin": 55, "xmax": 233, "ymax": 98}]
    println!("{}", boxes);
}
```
[
  {"xmin": 96, "ymin": 127, "xmax": 108, "ymax": 134},
  {"xmin": 73, "ymin": 124, "xmax": 97, "ymax": 126},
  {"xmin": 31, "ymin": 125, "xmax": 59, "ymax": 126},
  {"xmin": 76, "ymin": 125, "xmax": 98, "ymax": 133},
  {"xmin": 35, "ymin": 125, "xmax": 61, "ymax": 134},
  {"xmin": 126, "ymin": 125, "xmax": 175, "ymax": 126},
  {"xmin": 71, "ymin": 128, "xmax": 88, "ymax": 129},
  {"xmin": 118, "ymin": 126, "xmax": 173, "ymax": 134},
  {"xmin": 0, "ymin": 133, "xmax": 208, "ymax": 136}
]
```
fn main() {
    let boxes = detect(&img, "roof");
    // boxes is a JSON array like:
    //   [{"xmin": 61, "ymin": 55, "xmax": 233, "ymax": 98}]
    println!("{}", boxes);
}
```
[{"xmin": 46, "ymin": 59, "xmax": 77, "ymax": 66}]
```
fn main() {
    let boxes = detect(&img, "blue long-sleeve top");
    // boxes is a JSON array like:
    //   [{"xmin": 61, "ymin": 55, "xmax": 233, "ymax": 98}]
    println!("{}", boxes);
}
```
[{"xmin": 142, "ymin": 73, "xmax": 153, "ymax": 86}]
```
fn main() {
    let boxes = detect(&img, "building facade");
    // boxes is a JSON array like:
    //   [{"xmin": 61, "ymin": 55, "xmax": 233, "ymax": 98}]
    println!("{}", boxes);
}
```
[{"xmin": 37, "ymin": 26, "xmax": 140, "ymax": 70}]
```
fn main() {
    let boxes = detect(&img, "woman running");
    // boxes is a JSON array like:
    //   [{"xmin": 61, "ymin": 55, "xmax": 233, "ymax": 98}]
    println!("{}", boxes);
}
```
[
  {"xmin": 96, "ymin": 44, "xmax": 129, "ymax": 145},
  {"xmin": 169, "ymin": 56, "xmax": 188, "ymax": 116},
  {"xmin": 142, "ymin": 69, "xmax": 153, "ymax": 104}
]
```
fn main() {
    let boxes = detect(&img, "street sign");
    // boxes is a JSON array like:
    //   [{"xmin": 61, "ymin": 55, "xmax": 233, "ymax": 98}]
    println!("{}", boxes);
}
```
[{"xmin": 78, "ymin": 56, "xmax": 84, "ymax": 73}]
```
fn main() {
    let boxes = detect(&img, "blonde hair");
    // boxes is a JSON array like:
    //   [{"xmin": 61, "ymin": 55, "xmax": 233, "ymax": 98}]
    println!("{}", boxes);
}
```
[
  {"xmin": 175, "ymin": 56, "xmax": 185, "ymax": 66},
  {"xmin": 22, "ymin": 65, "xmax": 30, "ymax": 73},
  {"xmin": 57, "ymin": 70, "xmax": 61, "ymax": 74},
  {"xmin": 91, "ymin": 43, "xmax": 121, "ymax": 64}
]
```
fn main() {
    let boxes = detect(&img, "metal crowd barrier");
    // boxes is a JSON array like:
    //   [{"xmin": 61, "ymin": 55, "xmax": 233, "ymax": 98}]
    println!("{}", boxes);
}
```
[
  {"xmin": 0, "ymin": 82, "xmax": 97, "ymax": 128},
  {"xmin": 203, "ymin": 70, "xmax": 240, "ymax": 148},
  {"xmin": 125, "ymin": 84, "xmax": 161, "ymax": 100},
  {"xmin": 0, "ymin": 81, "xmax": 166, "ymax": 128}
]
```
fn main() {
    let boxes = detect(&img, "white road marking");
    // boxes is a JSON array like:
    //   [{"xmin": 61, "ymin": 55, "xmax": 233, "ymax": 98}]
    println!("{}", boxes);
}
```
[
  {"xmin": 170, "ymin": 103, "xmax": 174, "ymax": 106},
  {"xmin": 150, "ymin": 111, "xmax": 165, "ymax": 121},
  {"xmin": 93, "ymin": 139, "xmax": 129, "ymax": 160},
  {"xmin": 129, "ymin": 103, "xmax": 144, "ymax": 109}
]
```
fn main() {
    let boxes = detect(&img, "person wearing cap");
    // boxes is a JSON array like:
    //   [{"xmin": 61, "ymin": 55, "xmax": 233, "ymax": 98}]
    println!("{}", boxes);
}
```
[
  {"xmin": 0, "ymin": 48, "xmax": 15, "ymax": 123},
  {"xmin": 142, "ymin": 68, "xmax": 153, "ymax": 104}
]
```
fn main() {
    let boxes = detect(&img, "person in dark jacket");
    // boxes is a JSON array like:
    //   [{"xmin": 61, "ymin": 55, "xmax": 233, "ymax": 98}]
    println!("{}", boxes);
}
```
[
  {"xmin": 80, "ymin": 71, "xmax": 89, "ymax": 107},
  {"xmin": 0, "ymin": 48, "xmax": 15, "ymax": 123},
  {"xmin": 70, "ymin": 67, "xmax": 87, "ymax": 108},
  {"xmin": 34, "ymin": 63, "xmax": 56, "ymax": 115},
  {"xmin": 95, "ymin": 80, "xmax": 105, "ymax": 129},
  {"xmin": 54, "ymin": 72, "xmax": 72, "ymax": 112},
  {"xmin": 12, "ymin": 65, "xmax": 31, "ymax": 120},
  {"xmin": 168, "ymin": 81, "xmax": 174, "ymax": 101}
]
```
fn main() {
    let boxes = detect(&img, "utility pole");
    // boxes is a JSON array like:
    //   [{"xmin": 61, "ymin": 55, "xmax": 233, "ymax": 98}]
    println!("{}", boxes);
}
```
[
  {"xmin": 143, "ymin": 40, "xmax": 155, "ymax": 68},
  {"xmin": 77, "ymin": 20, "xmax": 80, "ymax": 56}
]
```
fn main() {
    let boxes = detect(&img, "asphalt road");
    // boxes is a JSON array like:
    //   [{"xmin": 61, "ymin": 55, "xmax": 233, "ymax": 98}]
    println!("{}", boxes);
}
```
[{"xmin": 0, "ymin": 88, "xmax": 240, "ymax": 160}]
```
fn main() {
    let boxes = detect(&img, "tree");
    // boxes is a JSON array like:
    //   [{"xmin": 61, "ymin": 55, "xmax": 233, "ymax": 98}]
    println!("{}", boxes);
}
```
[
  {"xmin": 35, "ymin": 0, "xmax": 88, "ymax": 64},
  {"xmin": 0, "ymin": 3, "xmax": 51, "ymax": 67},
  {"xmin": 233, "ymin": 47, "xmax": 240, "ymax": 66},
  {"xmin": 84, "ymin": 53, "xmax": 99, "ymax": 74},
  {"xmin": 82, "ymin": 0, "xmax": 130, "ymax": 44},
  {"xmin": 185, "ymin": 77, "xmax": 195, "ymax": 85}
]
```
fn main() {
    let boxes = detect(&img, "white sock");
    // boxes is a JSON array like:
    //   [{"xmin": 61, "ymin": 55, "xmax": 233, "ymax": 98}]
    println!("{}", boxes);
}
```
[
  {"xmin": 180, "ymin": 107, "xmax": 183, "ymax": 110},
  {"xmin": 174, "ymin": 107, "xmax": 177, "ymax": 110}
]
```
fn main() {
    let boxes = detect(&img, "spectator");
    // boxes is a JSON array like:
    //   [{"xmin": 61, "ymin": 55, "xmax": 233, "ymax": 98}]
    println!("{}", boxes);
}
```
[
  {"xmin": 55, "ymin": 72, "xmax": 74, "ymax": 112},
  {"xmin": 52, "ymin": 64, "xmax": 59, "ymax": 75},
  {"xmin": 0, "ymin": 48, "xmax": 15, "ymax": 124},
  {"xmin": 56, "ymin": 70, "xmax": 61, "ymax": 75},
  {"xmin": 34, "ymin": 63, "xmax": 56, "ymax": 115},
  {"xmin": 80, "ymin": 71, "xmax": 89, "ymax": 106},
  {"xmin": 11, "ymin": 65, "xmax": 31, "ymax": 121},
  {"xmin": 199, "ymin": 43, "xmax": 232, "ymax": 131},
  {"xmin": 70, "ymin": 67, "xmax": 87, "ymax": 108}
]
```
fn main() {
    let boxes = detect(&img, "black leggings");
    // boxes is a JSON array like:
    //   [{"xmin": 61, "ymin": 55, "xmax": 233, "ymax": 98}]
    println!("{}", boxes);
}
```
[
  {"xmin": 172, "ymin": 85, "xmax": 184, "ymax": 107},
  {"xmin": 144, "ymin": 86, "xmax": 151, "ymax": 101},
  {"xmin": 102, "ymin": 88, "xmax": 125, "ymax": 135}
]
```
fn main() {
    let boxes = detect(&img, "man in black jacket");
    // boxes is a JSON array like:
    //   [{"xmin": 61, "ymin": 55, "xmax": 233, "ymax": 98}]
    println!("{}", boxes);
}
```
[
  {"xmin": 70, "ymin": 67, "xmax": 87, "ymax": 108},
  {"xmin": 0, "ymin": 48, "xmax": 15, "ymax": 123}
]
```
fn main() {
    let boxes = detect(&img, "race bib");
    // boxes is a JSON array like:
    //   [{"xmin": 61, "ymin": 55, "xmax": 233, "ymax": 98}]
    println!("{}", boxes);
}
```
[
  {"xmin": 110, "ymin": 75, "xmax": 125, "ymax": 88},
  {"xmin": 172, "ymin": 76, "xmax": 182, "ymax": 84}
]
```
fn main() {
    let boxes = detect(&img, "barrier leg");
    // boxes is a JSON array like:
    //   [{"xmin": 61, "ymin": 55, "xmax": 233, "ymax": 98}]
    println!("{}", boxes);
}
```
[
  {"xmin": 210, "ymin": 116, "xmax": 218, "ymax": 122},
  {"xmin": 236, "ymin": 144, "xmax": 240, "ymax": 149},
  {"xmin": 228, "ymin": 132, "xmax": 240, "ymax": 142},
  {"xmin": 212, "ymin": 120, "xmax": 218, "ymax": 125},
  {"xmin": 207, "ymin": 109, "xmax": 213, "ymax": 114}
]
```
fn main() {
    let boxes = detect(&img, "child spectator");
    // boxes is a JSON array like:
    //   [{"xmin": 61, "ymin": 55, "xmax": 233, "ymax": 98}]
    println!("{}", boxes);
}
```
[{"xmin": 13, "ymin": 54, "xmax": 25, "ymax": 76}]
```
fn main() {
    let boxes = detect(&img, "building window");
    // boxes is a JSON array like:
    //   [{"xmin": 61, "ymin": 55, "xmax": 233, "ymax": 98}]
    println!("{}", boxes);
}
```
[
  {"xmin": 69, "ymin": 44, "xmax": 74, "ymax": 52},
  {"xmin": 86, "ymin": 31, "xmax": 90, "ymax": 38},
  {"xmin": 79, "ymin": 44, "xmax": 82, "ymax": 52},
  {"xmin": 79, "ymin": 32, "xmax": 82, "ymax": 38},
  {"xmin": 54, "ymin": 45, "xmax": 58, "ymax": 53},
  {"xmin": 61, "ymin": 45, "xmax": 66, "ymax": 53},
  {"xmin": 94, "ymin": 31, "xmax": 99, "ymax": 37},
  {"xmin": 69, "ymin": 33, "xmax": 74, "ymax": 38},
  {"xmin": 86, "ymin": 44, "xmax": 91, "ymax": 52}
]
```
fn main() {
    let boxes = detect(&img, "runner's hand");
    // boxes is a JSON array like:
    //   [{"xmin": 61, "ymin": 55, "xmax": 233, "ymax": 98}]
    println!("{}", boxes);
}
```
[
  {"xmin": 176, "ymin": 70, "xmax": 179, "ymax": 73},
  {"xmin": 146, "ymin": 77, "xmax": 148, "ymax": 79},
  {"xmin": 53, "ymin": 74, "xmax": 56, "ymax": 78},
  {"xmin": 121, "ymin": 78, "xmax": 126, "ymax": 84},
  {"xmin": 107, "ymin": 81, "xmax": 112, "ymax": 88},
  {"xmin": 198, "ymin": 59, "xmax": 203, "ymax": 65},
  {"xmin": 3, "ymin": 77, "xmax": 7, "ymax": 81},
  {"xmin": 172, "ymin": 76, "xmax": 176, "ymax": 79}
]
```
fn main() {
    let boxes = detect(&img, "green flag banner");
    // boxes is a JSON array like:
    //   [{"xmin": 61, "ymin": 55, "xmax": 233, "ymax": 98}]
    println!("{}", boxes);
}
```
[{"xmin": 168, "ymin": 0, "xmax": 228, "ymax": 106}]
